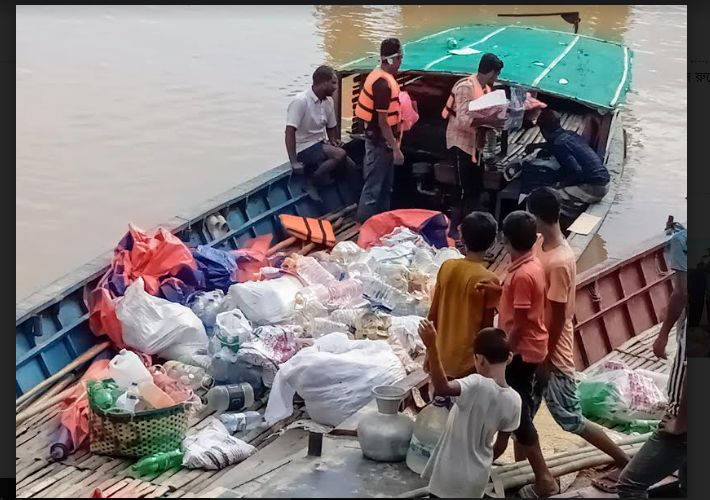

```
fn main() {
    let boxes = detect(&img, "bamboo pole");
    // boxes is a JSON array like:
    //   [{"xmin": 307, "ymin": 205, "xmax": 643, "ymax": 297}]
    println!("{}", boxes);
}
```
[
  {"xmin": 15, "ymin": 341, "xmax": 111, "ymax": 408},
  {"xmin": 493, "ymin": 433, "xmax": 650, "ymax": 475},
  {"xmin": 395, "ymin": 486, "xmax": 430, "ymax": 498},
  {"xmin": 497, "ymin": 444, "xmax": 644, "ymax": 491},
  {"xmin": 16, "ymin": 385, "xmax": 79, "ymax": 426},
  {"xmin": 496, "ymin": 440, "xmax": 646, "ymax": 480},
  {"xmin": 16, "ymin": 372, "xmax": 77, "ymax": 414}
]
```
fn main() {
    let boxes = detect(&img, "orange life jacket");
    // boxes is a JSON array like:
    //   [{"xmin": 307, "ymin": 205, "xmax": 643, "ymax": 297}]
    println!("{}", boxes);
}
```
[
  {"xmin": 279, "ymin": 214, "xmax": 336, "ymax": 247},
  {"xmin": 355, "ymin": 68, "xmax": 401, "ymax": 127},
  {"xmin": 441, "ymin": 74, "xmax": 490, "ymax": 120}
]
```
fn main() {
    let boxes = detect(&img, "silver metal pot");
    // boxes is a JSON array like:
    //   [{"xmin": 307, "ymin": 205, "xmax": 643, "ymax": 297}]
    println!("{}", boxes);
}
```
[{"xmin": 357, "ymin": 385, "xmax": 414, "ymax": 462}]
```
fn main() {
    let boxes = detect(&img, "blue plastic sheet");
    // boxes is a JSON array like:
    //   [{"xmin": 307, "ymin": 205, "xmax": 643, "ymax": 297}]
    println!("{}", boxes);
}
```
[{"xmin": 192, "ymin": 245, "xmax": 237, "ymax": 291}]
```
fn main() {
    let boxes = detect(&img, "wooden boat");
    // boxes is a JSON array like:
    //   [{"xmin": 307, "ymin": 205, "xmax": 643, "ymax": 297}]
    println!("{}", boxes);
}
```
[
  {"xmin": 17, "ymin": 23, "xmax": 654, "ymax": 499},
  {"xmin": 16, "ymin": 23, "xmax": 633, "ymax": 397}
]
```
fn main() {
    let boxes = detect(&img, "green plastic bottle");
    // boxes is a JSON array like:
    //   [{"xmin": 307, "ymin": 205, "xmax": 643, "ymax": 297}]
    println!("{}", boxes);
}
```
[
  {"xmin": 87, "ymin": 380, "xmax": 117, "ymax": 411},
  {"xmin": 132, "ymin": 450, "xmax": 184, "ymax": 476}
]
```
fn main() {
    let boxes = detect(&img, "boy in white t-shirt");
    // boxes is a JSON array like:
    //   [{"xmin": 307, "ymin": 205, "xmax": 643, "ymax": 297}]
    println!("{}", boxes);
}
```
[{"xmin": 418, "ymin": 320, "xmax": 522, "ymax": 498}]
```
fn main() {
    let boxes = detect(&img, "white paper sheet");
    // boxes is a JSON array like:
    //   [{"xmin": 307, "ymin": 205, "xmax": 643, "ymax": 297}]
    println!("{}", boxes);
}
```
[
  {"xmin": 468, "ymin": 89, "xmax": 508, "ymax": 111},
  {"xmin": 568, "ymin": 213, "xmax": 602, "ymax": 235},
  {"xmin": 448, "ymin": 47, "xmax": 481, "ymax": 56}
]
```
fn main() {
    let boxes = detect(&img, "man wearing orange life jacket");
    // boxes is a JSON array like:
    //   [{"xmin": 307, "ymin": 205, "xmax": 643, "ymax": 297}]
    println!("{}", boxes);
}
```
[
  {"xmin": 442, "ymin": 54, "xmax": 505, "ymax": 233},
  {"xmin": 354, "ymin": 38, "xmax": 405, "ymax": 223}
]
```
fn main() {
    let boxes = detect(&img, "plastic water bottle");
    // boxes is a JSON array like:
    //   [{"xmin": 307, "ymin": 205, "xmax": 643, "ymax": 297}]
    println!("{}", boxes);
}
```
[
  {"xmin": 295, "ymin": 284, "xmax": 331, "ymax": 305},
  {"xmin": 190, "ymin": 290, "xmax": 225, "ymax": 328},
  {"xmin": 87, "ymin": 380, "xmax": 118, "ymax": 411},
  {"xmin": 312, "ymin": 318, "xmax": 350, "ymax": 337},
  {"xmin": 328, "ymin": 308, "xmax": 365, "ymax": 328},
  {"xmin": 210, "ymin": 350, "xmax": 265, "ymax": 396},
  {"xmin": 374, "ymin": 263, "xmax": 410, "ymax": 292},
  {"xmin": 164, "ymin": 360, "xmax": 214, "ymax": 390},
  {"xmin": 176, "ymin": 349, "xmax": 212, "ymax": 371},
  {"xmin": 320, "ymin": 261, "xmax": 347, "ymax": 280},
  {"xmin": 205, "ymin": 383, "xmax": 255, "ymax": 414},
  {"xmin": 109, "ymin": 349, "xmax": 153, "ymax": 389},
  {"xmin": 132, "ymin": 450, "xmax": 184, "ymax": 476},
  {"xmin": 406, "ymin": 397, "xmax": 451, "ymax": 474},
  {"xmin": 296, "ymin": 257, "xmax": 337, "ymax": 286},
  {"xmin": 218, "ymin": 411, "xmax": 264, "ymax": 433},
  {"xmin": 361, "ymin": 275, "xmax": 410, "ymax": 311},
  {"xmin": 115, "ymin": 382, "xmax": 140, "ymax": 413},
  {"xmin": 327, "ymin": 278, "xmax": 364, "ymax": 306}
]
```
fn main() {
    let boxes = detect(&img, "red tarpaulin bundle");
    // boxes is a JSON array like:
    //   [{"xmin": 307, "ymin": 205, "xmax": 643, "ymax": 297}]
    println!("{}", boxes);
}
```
[
  {"xmin": 85, "ymin": 224, "xmax": 197, "ymax": 347},
  {"xmin": 232, "ymin": 234, "xmax": 273, "ymax": 283},
  {"xmin": 357, "ymin": 209, "xmax": 455, "ymax": 249}
]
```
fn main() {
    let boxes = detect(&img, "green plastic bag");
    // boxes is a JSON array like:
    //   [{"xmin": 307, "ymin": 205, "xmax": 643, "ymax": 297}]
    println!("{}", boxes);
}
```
[{"xmin": 578, "ymin": 365, "xmax": 666, "ymax": 434}]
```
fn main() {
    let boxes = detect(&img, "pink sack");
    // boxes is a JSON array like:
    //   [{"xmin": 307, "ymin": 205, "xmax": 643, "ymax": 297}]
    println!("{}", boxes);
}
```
[
  {"xmin": 524, "ymin": 92, "xmax": 547, "ymax": 124},
  {"xmin": 399, "ymin": 91, "xmax": 419, "ymax": 132}
]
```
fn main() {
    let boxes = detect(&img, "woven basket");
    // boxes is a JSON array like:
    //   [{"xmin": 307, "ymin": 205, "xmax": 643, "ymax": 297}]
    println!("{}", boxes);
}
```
[{"xmin": 88, "ymin": 385, "xmax": 188, "ymax": 458}]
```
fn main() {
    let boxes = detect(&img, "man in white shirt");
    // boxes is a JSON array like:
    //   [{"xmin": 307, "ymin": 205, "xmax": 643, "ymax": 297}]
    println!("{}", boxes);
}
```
[{"xmin": 285, "ymin": 65, "xmax": 359, "ymax": 201}]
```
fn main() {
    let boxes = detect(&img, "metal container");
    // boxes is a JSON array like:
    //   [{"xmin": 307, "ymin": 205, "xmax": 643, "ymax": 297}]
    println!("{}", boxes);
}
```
[{"xmin": 357, "ymin": 385, "xmax": 414, "ymax": 462}]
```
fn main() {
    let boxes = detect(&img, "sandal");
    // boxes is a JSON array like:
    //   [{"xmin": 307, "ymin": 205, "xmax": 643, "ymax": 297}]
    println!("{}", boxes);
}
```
[
  {"xmin": 517, "ymin": 482, "xmax": 561, "ymax": 498},
  {"xmin": 591, "ymin": 468, "xmax": 622, "ymax": 493}
]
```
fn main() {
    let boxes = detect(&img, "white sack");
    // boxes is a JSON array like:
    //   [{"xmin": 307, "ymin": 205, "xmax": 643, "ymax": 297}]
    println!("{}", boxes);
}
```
[
  {"xmin": 221, "ymin": 276, "xmax": 303, "ymax": 325},
  {"xmin": 264, "ymin": 332, "xmax": 407, "ymax": 427},
  {"xmin": 116, "ymin": 278, "xmax": 209, "ymax": 361}
]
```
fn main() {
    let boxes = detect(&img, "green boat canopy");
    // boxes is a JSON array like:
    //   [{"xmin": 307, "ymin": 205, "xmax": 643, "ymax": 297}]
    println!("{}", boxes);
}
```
[{"xmin": 339, "ymin": 25, "xmax": 633, "ymax": 111}]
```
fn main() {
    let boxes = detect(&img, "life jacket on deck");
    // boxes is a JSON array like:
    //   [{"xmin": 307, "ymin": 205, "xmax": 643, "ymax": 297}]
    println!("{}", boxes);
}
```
[
  {"xmin": 355, "ymin": 67, "xmax": 401, "ymax": 128},
  {"xmin": 279, "ymin": 214, "xmax": 336, "ymax": 247}
]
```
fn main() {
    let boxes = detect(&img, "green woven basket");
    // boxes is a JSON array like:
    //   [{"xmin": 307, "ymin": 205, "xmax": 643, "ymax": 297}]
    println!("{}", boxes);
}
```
[{"xmin": 88, "ymin": 381, "xmax": 188, "ymax": 458}]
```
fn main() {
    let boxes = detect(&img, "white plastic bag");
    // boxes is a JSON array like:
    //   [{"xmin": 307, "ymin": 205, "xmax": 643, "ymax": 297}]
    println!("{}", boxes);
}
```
[
  {"xmin": 221, "ymin": 276, "xmax": 303, "ymax": 325},
  {"xmin": 374, "ymin": 262, "xmax": 410, "ymax": 292},
  {"xmin": 236, "ymin": 325, "xmax": 302, "ymax": 387},
  {"xmin": 213, "ymin": 309, "xmax": 252, "ymax": 344},
  {"xmin": 504, "ymin": 85, "xmax": 526, "ymax": 131},
  {"xmin": 265, "ymin": 332, "xmax": 407, "ymax": 427},
  {"xmin": 116, "ymin": 278, "xmax": 209, "ymax": 361},
  {"xmin": 390, "ymin": 315, "xmax": 426, "ymax": 354},
  {"xmin": 182, "ymin": 418, "xmax": 257, "ymax": 470},
  {"xmin": 433, "ymin": 247, "xmax": 464, "ymax": 267},
  {"xmin": 368, "ymin": 245, "xmax": 414, "ymax": 266},
  {"xmin": 331, "ymin": 241, "xmax": 365, "ymax": 264}
]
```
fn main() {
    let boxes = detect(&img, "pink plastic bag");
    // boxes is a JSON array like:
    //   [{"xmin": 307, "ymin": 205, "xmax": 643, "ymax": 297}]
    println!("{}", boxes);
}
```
[{"xmin": 399, "ymin": 91, "xmax": 419, "ymax": 132}]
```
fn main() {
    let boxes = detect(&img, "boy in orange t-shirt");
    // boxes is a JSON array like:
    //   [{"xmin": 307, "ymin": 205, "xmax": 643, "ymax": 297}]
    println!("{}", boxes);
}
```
[{"xmin": 489, "ymin": 210, "xmax": 558, "ymax": 497}]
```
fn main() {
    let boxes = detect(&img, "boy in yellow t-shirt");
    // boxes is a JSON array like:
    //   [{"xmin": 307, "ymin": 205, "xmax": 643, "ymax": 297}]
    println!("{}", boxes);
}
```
[{"xmin": 426, "ymin": 211, "xmax": 501, "ymax": 379}]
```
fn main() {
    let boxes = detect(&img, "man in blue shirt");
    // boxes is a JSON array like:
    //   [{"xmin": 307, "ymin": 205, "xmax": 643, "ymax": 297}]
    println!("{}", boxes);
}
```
[{"xmin": 526, "ymin": 109, "xmax": 610, "ymax": 220}]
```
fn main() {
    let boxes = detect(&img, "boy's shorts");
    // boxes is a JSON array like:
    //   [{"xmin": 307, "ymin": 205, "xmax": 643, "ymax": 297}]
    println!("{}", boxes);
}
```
[
  {"xmin": 543, "ymin": 366, "xmax": 586, "ymax": 434},
  {"xmin": 506, "ymin": 354, "xmax": 547, "ymax": 446}
]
